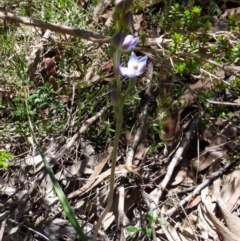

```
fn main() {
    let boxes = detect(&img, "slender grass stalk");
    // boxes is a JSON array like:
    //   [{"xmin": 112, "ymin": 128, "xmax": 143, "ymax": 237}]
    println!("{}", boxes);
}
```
[{"xmin": 25, "ymin": 98, "xmax": 87, "ymax": 241}]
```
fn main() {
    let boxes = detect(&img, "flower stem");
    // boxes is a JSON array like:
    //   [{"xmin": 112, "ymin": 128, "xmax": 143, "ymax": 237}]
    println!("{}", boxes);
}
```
[
  {"xmin": 124, "ymin": 76, "xmax": 136, "ymax": 97},
  {"xmin": 93, "ymin": 105, "xmax": 123, "ymax": 240},
  {"xmin": 113, "ymin": 50, "xmax": 122, "ymax": 93}
]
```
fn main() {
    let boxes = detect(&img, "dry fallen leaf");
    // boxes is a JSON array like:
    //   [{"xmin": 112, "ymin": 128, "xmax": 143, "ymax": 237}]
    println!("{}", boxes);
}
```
[
  {"xmin": 41, "ymin": 56, "xmax": 59, "ymax": 77},
  {"xmin": 186, "ymin": 195, "xmax": 201, "ymax": 210},
  {"xmin": 68, "ymin": 163, "xmax": 138, "ymax": 199},
  {"xmin": 218, "ymin": 169, "xmax": 240, "ymax": 211},
  {"xmin": 217, "ymin": 203, "xmax": 240, "ymax": 239},
  {"xmin": 180, "ymin": 79, "xmax": 212, "ymax": 113},
  {"xmin": 197, "ymin": 190, "xmax": 217, "ymax": 240},
  {"xmin": 202, "ymin": 202, "xmax": 240, "ymax": 241},
  {"xmin": 196, "ymin": 203, "xmax": 217, "ymax": 240},
  {"xmin": 93, "ymin": 0, "xmax": 111, "ymax": 23},
  {"xmin": 162, "ymin": 223, "xmax": 195, "ymax": 241},
  {"xmin": 77, "ymin": 0, "xmax": 89, "ymax": 8},
  {"xmin": 191, "ymin": 135, "xmax": 228, "ymax": 172},
  {"xmin": 67, "ymin": 147, "xmax": 113, "ymax": 198},
  {"xmin": 169, "ymin": 158, "xmax": 189, "ymax": 186}
]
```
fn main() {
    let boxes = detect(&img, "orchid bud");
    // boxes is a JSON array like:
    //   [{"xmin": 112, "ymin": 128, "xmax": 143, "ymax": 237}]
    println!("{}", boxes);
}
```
[
  {"xmin": 121, "ymin": 10, "xmax": 134, "ymax": 29},
  {"xmin": 115, "ymin": 0, "xmax": 126, "ymax": 14},
  {"xmin": 122, "ymin": 0, "xmax": 133, "ymax": 11},
  {"xmin": 121, "ymin": 35, "xmax": 138, "ymax": 51},
  {"xmin": 111, "ymin": 31, "xmax": 125, "ymax": 49}
]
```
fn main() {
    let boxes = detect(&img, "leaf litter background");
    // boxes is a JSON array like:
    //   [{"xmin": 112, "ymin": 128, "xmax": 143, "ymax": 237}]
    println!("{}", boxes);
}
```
[{"xmin": 1, "ymin": 0, "xmax": 240, "ymax": 240}]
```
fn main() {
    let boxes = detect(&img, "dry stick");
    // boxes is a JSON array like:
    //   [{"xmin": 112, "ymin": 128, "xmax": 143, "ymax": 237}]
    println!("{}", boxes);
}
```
[
  {"xmin": 149, "ymin": 114, "xmax": 202, "ymax": 212},
  {"xmin": 0, "ymin": 11, "xmax": 170, "ymax": 48},
  {"xmin": 151, "ymin": 222, "xmax": 157, "ymax": 241},
  {"xmin": 118, "ymin": 187, "xmax": 125, "ymax": 241},
  {"xmin": 8, "ymin": 218, "xmax": 50, "ymax": 241},
  {"xmin": 52, "ymin": 105, "xmax": 109, "ymax": 162},
  {"xmin": 206, "ymin": 99, "xmax": 240, "ymax": 106},
  {"xmin": 164, "ymin": 161, "xmax": 233, "ymax": 218},
  {"xmin": 137, "ymin": 47, "xmax": 240, "ymax": 78},
  {"xmin": 0, "ymin": 11, "xmax": 110, "ymax": 44}
]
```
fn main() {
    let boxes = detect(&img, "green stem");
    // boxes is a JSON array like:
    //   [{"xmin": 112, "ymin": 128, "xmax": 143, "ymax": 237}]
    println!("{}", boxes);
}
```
[
  {"xmin": 113, "ymin": 50, "xmax": 122, "ymax": 93},
  {"xmin": 124, "ymin": 77, "xmax": 137, "ymax": 98},
  {"xmin": 25, "ymin": 99, "xmax": 87, "ymax": 241},
  {"xmin": 93, "ymin": 104, "xmax": 123, "ymax": 240}
]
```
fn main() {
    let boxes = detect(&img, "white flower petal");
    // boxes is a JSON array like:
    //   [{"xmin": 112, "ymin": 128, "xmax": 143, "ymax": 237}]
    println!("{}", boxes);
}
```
[
  {"xmin": 119, "ymin": 66, "xmax": 137, "ymax": 77},
  {"xmin": 127, "ymin": 52, "xmax": 138, "ymax": 68},
  {"xmin": 136, "ymin": 56, "xmax": 148, "ymax": 75},
  {"xmin": 119, "ymin": 66, "xmax": 130, "ymax": 77}
]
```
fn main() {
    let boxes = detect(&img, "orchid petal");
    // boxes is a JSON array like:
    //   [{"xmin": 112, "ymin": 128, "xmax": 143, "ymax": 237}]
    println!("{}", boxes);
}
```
[
  {"xmin": 136, "ymin": 56, "xmax": 148, "ymax": 75},
  {"xmin": 127, "ymin": 37, "xmax": 138, "ymax": 50},
  {"xmin": 127, "ymin": 52, "xmax": 138, "ymax": 69},
  {"xmin": 119, "ymin": 52, "xmax": 147, "ymax": 78},
  {"xmin": 119, "ymin": 66, "xmax": 136, "ymax": 78},
  {"xmin": 121, "ymin": 35, "xmax": 138, "ymax": 51},
  {"xmin": 119, "ymin": 66, "xmax": 131, "ymax": 77}
]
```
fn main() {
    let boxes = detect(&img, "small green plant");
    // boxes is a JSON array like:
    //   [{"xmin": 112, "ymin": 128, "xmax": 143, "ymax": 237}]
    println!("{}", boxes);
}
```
[
  {"xmin": 174, "ymin": 62, "xmax": 187, "ymax": 74},
  {"xmin": 228, "ymin": 14, "xmax": 240, "ymax": 32},
  {"xmin": 126, "ymin": 208, "xmax": 165, "ymax": 239},
  {"xmin": 0, "ymin": 151, "xmax": 12, "ymax": 168},
  {"xmin": 139, "ymin": 32, "xmax": 147, "ymax": 45},
  {"xmin": 10, "ymin": 83, "xmax": 66, "ymax": 135}
]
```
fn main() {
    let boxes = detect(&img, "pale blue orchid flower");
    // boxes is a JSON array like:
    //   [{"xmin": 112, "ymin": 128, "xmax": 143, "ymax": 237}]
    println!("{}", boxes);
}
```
[
  {"xmin": 111, "ymin": 33, "xmax": 138, "ymax": 51},
  {"xmin": 121, "ymin": 35, "xmax": 138, "ymax": 51},
  {"xmin": 119, "ymin": 52, "xmax": 148, "ymax": 78}
]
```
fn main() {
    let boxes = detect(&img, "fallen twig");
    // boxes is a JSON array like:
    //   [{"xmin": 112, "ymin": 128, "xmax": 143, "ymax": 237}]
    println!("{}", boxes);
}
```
[
  {"xmin": 207, "ymin": 99, "xmax": 240, "ymax": 106},
  {"xmin": 0, "ymin": 11, "xmax": 171, "ymax": 48},
  {"xmin": 164, "ymin": 160, "xmax": 234, "ymax": 217},
  {"xmin": 8, "ymin": 219, "xmax": 50, "ymax": 241},
  {"xmin": 149, "ymin": 114, "xmax": 202, "ymax": 212},
  {"xmin": 0, "ymin": 11, "xmax": 110, "ymax": 43}
]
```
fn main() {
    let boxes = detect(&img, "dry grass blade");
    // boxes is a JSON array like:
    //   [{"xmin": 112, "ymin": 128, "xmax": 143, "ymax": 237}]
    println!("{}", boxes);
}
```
[
  {"xmin": 1, "ymin": 1, "xmax": 240, "ymax": 240},
  {"xmin": 68, "ymin": 164, "xmax": 138, "ymax": 199},
  {"xmin": 67, "ymin": 147, "xmax": 112, "ymax": 198},
  {"xmin": 0, "ymin": 219, "xmax": 7, "ymax": 241},
  {"xmin": 162, "ymin": 223, "xmax": 196, "ymax": 241}
]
